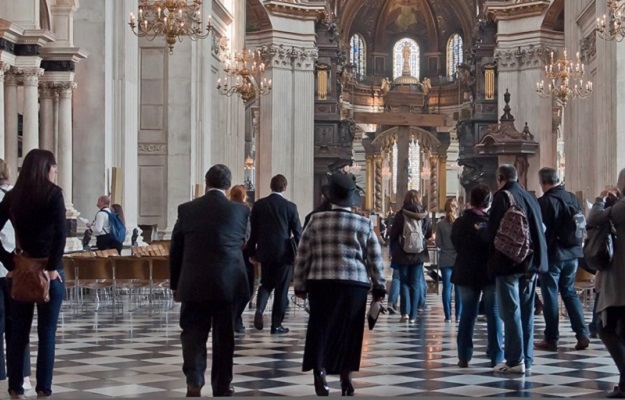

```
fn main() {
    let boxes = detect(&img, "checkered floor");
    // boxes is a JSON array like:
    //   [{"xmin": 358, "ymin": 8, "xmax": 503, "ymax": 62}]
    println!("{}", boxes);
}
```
[{"xmin": 0, "ymin": 283, "xmax": 617, "ymax": 399}]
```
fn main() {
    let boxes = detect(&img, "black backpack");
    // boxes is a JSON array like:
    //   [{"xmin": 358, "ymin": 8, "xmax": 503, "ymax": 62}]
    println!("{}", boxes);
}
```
[{"xmin": 554, "ymin": 193, "xmax": 586, "ymax": 248}]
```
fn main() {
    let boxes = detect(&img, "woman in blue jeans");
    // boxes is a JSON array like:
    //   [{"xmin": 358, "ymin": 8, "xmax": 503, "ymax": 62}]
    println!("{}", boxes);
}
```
[
  {"xmin": 436, "ymin": 198, "xmax": 461, "ymax": 322},
  {"xmin": 450, "ymin": 184, "xmax": 503, "ymax": 368},
  {"xmin": 0, "ymin": 150, "xmax": 67, "ymax": 398},
  {"xmin": 389, "ymin": 190, "xmax": 432, "ymax": 323}
]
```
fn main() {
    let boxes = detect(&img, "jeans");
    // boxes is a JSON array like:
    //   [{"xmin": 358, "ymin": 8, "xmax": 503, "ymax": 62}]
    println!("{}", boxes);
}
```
[
  {"xmin": 539, "ymin": 259, "xmax": 588, "ymax": 342},
  {"xmin": 590, "ymin": 291, "xmax": 599, "ymax": 335},
  {"xmin": 7, "ymin": 271, "xmax": 64, "ymax": 396},
  {"xmin": 387, "ymin": 268, "xmax": 400, "ymax": 306},
  {"xmin": 0, "ymin": 277, "xmax": 30, "ymax": 381},
  {"xmin": 417, "ymin": 266, "xmax": 427, "ymax": 309},
  {"xmin": 441, "ymin": 267, "xmax": 461, "ymax": 320},
  {"xmin": 457, "ymin": 285, "xmax": 503, "ymax": 366},
  {"xmin": 496, "ymin": 273, "xmax": 537, "ymax": 369},
  {"xmin": 399, "ymin": 263, "xmax": 423, "ymax": 319}
]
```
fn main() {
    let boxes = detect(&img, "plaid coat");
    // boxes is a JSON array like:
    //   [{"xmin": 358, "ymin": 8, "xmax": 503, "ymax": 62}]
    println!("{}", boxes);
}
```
[{"xmin": 293, "ymin": 209, "xmax": 386, "ymax": 295}]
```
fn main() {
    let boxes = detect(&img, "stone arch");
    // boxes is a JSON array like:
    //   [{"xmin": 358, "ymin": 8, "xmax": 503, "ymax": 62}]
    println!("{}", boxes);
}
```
[
  {"xmin": 246, "ymin": 0, "xmax": 272, "ymax": 33},
  {"xmin": 541, "ymin": 0, "xmax": 564, "ymax": 32},
  {"xmin": 372, "ymin": 126, "xmax": 440, "ymax": 151},
  {"xmin": 40, "ymin": 0, "xmax": 52, "ymax": 31}
]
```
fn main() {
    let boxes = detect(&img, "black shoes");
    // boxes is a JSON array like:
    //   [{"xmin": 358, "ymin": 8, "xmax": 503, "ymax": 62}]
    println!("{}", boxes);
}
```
[
  {"xmin": 340, "ymin": 372, "xmax": 355, "ymax": 396},
  {"xmin": 186, "ymin": 384, "xmax": 202, "ymax": 397},
  {"xmin": 271, "ymin": 326, "xmax": 290, "ymax": 334},
  {"xmin": 607, "ymin": 386, "xmax": 625, "ymax": 399},
  {"xmin": 313, "ymin": 369, "xmax": 329, "ymax": 396},
  {"xmin": 534, "ymin": 340, "xmax": 558, "ymax": 352},
  {"xmin": 214, "ymin": 386, "xmax": 235, "ymax": 397},
  {"xmin": 254, "ymin": 311, "xmax": 264, "ymax": 330}
]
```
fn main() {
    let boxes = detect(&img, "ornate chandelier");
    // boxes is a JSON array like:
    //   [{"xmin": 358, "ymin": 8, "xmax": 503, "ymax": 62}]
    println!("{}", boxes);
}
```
[
  {"xmin": 217, "ymin": 48, "xmax": 272, "ymax": 105},
  {"xmin": 535, "ymin": 49, "xmax": 592, "ymax": 107},
  {"xmin": 129, "ymin": 0, "xmax": 213, "ymax": 54},
  {"xmin": 597, "ymin": 0, "xmax": 625, "ymax": 41}
]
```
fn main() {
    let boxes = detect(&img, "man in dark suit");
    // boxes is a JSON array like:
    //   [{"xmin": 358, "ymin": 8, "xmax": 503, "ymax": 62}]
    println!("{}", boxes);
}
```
[
  {"xmin": 170, "ymin": 164, "xmax": 250, "ymax": 397},
  {"xmin": 247, "ymin": 174, "xmax": 302, "ymax": 334}
]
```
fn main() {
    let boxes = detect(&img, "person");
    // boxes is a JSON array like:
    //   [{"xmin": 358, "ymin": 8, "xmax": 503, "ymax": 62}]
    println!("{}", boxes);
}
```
[
  {"xmin": 535, "ymin": 167, "xmax": 590, "ymax": 352},
  {"xmin": 294, "ymin": 172, "xmax": 385, "ymax": 396},
  {"xmin": 247, "ymin": 174, "xmax": 302, "ymax": 334},
  {"xmin": 437, "ymin": 198, "xmax": 461, "ymax": 322},
  {"xmin": 487, "ymin": 164, "xmax": 547, "ymax": 374},
  {"xmin": 169, "ymin": 164, "xmax": 250, "ymax": 397},
  {"xmin": 451, "ymin": 184, "xmax": 503, "ymax": 368},
  {"xmin": 111, "ymin": 204, "xmax": 125, "ymax": 226},
  {"xmin": 587, "ymin": 170, "xmax": 625, "ymax": 399},
  {"xmin": 0, "ymin": 159, "xmax": 32, "ymax": 391},
  {"xmin": 86, "ymin": 195, "xmax": 123, "ymax": 254},
  {"xmin": 0, "ymin": 149, "xmax": 66, "ymax": 398},
  {"xmin": 389, "ymin": 190, "xmax": 432, "ymax": 323},
  {"xmin": 229, "ymin": 184, "xmax": 254, "ymax": 334}
]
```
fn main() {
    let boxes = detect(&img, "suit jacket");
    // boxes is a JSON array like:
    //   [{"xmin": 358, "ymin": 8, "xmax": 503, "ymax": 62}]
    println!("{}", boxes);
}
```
[
  {"xmin": 487, "ymin": 181, "xmax": 548, "ymax": 276},
  {"xmin": 170, "ymin": 190, "xmax": 250, "ymax": 303},
  {"xmin": 247, "ymin": 193, "xmax": 302, "ymax": 265}
]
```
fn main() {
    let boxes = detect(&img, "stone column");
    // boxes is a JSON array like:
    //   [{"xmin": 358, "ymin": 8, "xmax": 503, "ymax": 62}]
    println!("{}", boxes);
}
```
[
  {"xmin": 0, "ymin": 63, "xmax": 7, "ymax": 158},
  {"xmin": 3, "ymin": 71, "xmax": 18, "ymax": 174},
  {"xmin": 437, "ymin": 155, "xmax": 447, "ymax": 211},
  {"xmin": 21, "ymin": 68, "xmax": 44, "ymax": 155},
  {"xmin": 39, "ymin": 83, "xmax": 55, "ymax": 152},
  {"xmin": 56, "ymin": 82, "xmax": 77, "ymax": 207},
  {"xmin": 365, "ymin": 155, "xmax": 374, "ymax": 210},
  {"xmin": 396, "ymin": 127, "xmax": 410, "ymax": 207},
  {"xmin": 374, "ymin": 154, "xmax": 383, "ymax": 211}
]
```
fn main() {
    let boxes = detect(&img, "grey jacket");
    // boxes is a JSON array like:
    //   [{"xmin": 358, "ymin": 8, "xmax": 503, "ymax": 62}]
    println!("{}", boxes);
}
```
[
  {"xmin": 587, "ymin": 196, "xmax": 625, "ymax": 314},
  {"xmin": 436, "ymin": 218, "xmax": 456, "ymax": 268}
]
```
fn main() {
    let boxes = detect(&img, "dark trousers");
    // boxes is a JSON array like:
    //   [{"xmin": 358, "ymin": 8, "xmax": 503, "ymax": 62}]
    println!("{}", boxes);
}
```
[
  {"xmin": 256, "ymin": 263, "xmax": 291, "ymax": 329},
  {"xmin": 0, "ymin": 277, "xmax": 30, "ymax": 381},
  {"xmin": 96, "ymin": 234, "xmax": 123, "ymax": 254},
  {"xmin": 180, "ymin": 301, "xmax": 236, "ymax": 395},
  {"xmin": 598, "ymin": 306, "xmax": 625, "ymax": 389},
  {"xmin": 235, "ymin": 250, "xmax": 255, "ymax": 330},
  {"xmin": 7, "ymin": 272, "xmax": 65, "ymax": 396}
]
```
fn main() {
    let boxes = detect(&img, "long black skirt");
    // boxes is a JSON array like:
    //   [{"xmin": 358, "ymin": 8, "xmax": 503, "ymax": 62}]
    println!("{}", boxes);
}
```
[{"xmin": 302, "ymin": 281, "xmax": 369, "ymax": 375}]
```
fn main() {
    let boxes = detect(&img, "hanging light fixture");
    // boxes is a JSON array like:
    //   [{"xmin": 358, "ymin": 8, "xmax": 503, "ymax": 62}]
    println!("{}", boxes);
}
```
[
  {"xmin": 216, "ymin": 48, "xmax": 272, "ymax": 104},
  {"xmin": 597, "ymin": 0, "xmax": 625, "ymax": 41},
  {"xmin": 129, "ymin": 0, "xmax": 213, "ymax": 54},
  {"xmin": 535, "ymin": 48, "xmax": 592, "ymax": 107}
]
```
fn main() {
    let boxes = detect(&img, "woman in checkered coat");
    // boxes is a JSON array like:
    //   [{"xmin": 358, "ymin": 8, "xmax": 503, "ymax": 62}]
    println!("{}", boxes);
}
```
[{"xmin": 294, "ymin": 172, "xmax": 386, "ymax": 397}]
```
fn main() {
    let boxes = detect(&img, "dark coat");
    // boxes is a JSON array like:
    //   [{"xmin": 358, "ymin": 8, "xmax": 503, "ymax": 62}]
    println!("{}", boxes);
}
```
[
  {"xmin": 487, "ymin": 181, "xmax": 548, "ymax": 276},
  {"xmin": 450, "ymin": 209, "xmax": 493, "ymax": 289},
  {"xmin": 247, "ymin": 193, "xmax": 302, "ymax": 265},
  {"xmin": 389, "ymin": 203, "xmax": 432, "ymax": 265},
  {"xmin": 538, "ymin": 185, "xmax": 583, "ymax": 263},
  {"xmin": 169, "ymin": 190, "xmax": 250, "ymax": 303}
]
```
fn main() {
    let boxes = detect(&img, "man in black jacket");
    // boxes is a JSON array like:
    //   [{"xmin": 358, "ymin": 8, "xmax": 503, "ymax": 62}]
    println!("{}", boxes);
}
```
[
  {"xmin": 535, "ymin": 167, "xmax": 590, "ymax": 352},
  {"xmin": 248, "ymin": 174, "xmax": 302, "ymax": 334},
  {"xmin": 488, "ymin": 165, "xmax": 547, "ymax": 375},
  {"xmin": 170, "ymin": 164, "xmax": 250, "ymax": 397}
]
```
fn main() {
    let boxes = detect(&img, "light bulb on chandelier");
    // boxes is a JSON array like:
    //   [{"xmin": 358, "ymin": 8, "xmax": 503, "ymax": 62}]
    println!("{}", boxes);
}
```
[
  {"xmin": 217, "ymin": 47, "xmax": 272, "ymax": 104},
  {"xmin": 597, "ymin": 0, "xmax": 625, "ymax": 41},
  {"xmin": 535, "ymin": 48, "xmax": 592, "ymax": 107}
]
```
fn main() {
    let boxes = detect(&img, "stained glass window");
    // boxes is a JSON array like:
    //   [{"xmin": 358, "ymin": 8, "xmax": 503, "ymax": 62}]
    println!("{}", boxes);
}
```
[
  {"xmin": 408, "ymin": 138, "xmax": 420, "ymax": 191},
  {"xmin": 393, "ymin": 38, "xmax": 420, "ymax": 79},
  {"xmin": 392, "ymin": 141, "xmax": 398, "ymax": 195},
  {"xmin": 349, "ymin": 34, "xmax": 366, "ymax": 80},
  {"xmin": 446, "ymin": 34, "xmax": 463, "ymax": 77}
]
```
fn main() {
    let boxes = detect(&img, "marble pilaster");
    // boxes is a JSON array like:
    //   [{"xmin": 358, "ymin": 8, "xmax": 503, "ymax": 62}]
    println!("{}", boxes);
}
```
[
  {"xmin": 3, "ymin": 71, "xmax": 18, "ymax": 174},
  {"xmin": 396, "ymin": 127, "xmax": 410, "ymax": 207},
  {"xmin": 39, "ymin": 82, "xmax": 55, "ymax": 152},
  {"xmin": 56, "ymin": 82, "xmax": 76, "ymax": 208},
  {"xmin": 0, "ymin": 63, "xmax": 7, "ymax": 159},
  {"xmin": 20, "ymin": 67, "xmax": 44, "ymax": 155}
]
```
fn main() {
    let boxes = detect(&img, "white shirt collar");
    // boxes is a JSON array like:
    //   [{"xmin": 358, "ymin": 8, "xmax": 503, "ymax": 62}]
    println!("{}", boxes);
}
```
[
  {"xmin": 271, "ymin": 192, "xmax": 284, "ymax": 197},
  {"xmin": 207, "ymin": 188, "xmax": 227, "ymax": 196},
  {"xmin": 331, "ymin": 204, "xmax": 351, "ymax": 211}
]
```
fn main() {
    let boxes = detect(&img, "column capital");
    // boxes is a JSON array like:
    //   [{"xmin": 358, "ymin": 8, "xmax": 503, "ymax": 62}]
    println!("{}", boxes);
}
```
[
  {"xmin": 13, "ymin": 67, "xmax": 44, "ymax": 86},
  {"xmin": 494, "ymin": 44, "xmax": 551, "ymax": 72},
  {"xmin": 54, "ymin": 81, "xmax": 77, "ymax": 99},
  {"xmin": 260, "ymin": 44, "xmax": 292, "ymax": 69},
  {"xmin": 4, "ymin": 70, "xmax": 18, "ymax": 87},
  {"xmin": 39, "ymin": 82, "xmax": 56, "ymax": 99},
  {"xmin": 292, "ymin": 48, "xmax": 318, "ymax": 71},
  {"xmin": 0, "ymin": 62, "xmax": 10, "ymax": 77}
]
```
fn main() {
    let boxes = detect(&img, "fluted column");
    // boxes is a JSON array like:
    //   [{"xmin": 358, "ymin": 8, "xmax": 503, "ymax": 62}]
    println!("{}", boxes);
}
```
[
  {"xmin": 20, "ymin": 68, "xmax": 44, "ymax": 155},
  {"xmin": 56, "ymin": 82, "xmax": 77, "ymax": 208},
  {"xmin": 39, "ymin": 83, "xmax": 55, "ymax": 152},
  {"xmin": 396, "ymin": 127, "xmax": 410, "ymax": 206},
  {"xmin": 0, "ymin": 63, "xmax": 7, "ymax": 158},
  {"xmin": 3, "ymin": 71, "xmax": 18, "ymax": 173}
]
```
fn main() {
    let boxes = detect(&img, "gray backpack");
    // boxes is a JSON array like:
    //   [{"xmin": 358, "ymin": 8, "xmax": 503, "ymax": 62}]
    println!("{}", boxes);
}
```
[{"xmin": 402, "ymin": 216, "xmax": 425, "ymax": 254}]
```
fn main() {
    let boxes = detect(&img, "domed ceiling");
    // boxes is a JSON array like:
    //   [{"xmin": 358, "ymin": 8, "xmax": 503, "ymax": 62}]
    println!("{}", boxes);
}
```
[{"xmin": 337, "ymin": 0, "xmax": 474, "ymax": 52}]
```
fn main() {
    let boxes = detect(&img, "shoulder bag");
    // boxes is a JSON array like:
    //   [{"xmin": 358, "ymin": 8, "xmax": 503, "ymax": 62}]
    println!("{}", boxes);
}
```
[{"xmin": 10, "ymin": 235, "xmax": 50, "ymax": 304}]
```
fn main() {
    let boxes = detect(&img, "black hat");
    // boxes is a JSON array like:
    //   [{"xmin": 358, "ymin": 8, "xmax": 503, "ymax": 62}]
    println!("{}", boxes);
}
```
[{"xmin": 321, "ymin": 172, "xmax": 362, "ymax": 207}]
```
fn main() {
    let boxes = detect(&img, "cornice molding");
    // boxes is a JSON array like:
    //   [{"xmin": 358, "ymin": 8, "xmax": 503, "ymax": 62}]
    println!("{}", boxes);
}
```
[
  {"xmin": 485, "ymin": 0, "xmax": 551, "ymax": 22},
  {"xmin": 263, "ymin": 1, "xmax": 325, "ymax": 21},
  {"xmin": 494, "ymin": 44, "xmax": 551, "ymax": 71},
  {"xmin": 260, "ymin": 44, "xmax": 318, "ymax": 70}
]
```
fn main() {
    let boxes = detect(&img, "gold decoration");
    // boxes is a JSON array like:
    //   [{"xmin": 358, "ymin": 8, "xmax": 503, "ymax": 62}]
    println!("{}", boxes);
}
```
[
  {"xmin": 597, "ymin": 0, "xmax": 625, "ymax": 42},
  {"xmin": 217, "ymin": 48, "xmax": 272, "ymax": 105},
  {"xmin": 535, "ymin": 48, "xmax": 592, "ymax": 107}
]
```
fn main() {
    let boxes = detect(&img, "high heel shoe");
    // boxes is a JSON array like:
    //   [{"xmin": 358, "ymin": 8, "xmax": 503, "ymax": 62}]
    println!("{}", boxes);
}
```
[
  {"xmin": 340, "ymin": 372, "xmax": 354, "ymax": 396},
  {"xmin": 313, "ymin": 369, "xmax": 329, "ymax": 396}
]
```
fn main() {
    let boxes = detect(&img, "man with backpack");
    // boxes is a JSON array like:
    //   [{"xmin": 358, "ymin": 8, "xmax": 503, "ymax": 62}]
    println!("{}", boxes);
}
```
[
  {"xmin": 87, "ymin": 195, "xmax": 125, "ymax": 254},
  {"xmin": 535, "ymin": 167, "xmax": 590, "ymax": 352},
  {"xmin": 488, "ymin": 165, "xmax": 547, "ymax": 374}
]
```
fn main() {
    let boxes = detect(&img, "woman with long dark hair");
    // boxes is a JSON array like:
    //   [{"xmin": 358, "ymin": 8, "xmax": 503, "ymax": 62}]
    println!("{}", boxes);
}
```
[
  {"xmin": 0, "ymin": 149, "xmax": 67, "ymax": 398},
  {"xmin": 436, "ymin": 198, "xmax": 461, "ymax": 322}
]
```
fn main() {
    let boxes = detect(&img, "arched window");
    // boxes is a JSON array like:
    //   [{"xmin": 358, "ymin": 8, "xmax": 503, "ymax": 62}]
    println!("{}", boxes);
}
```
[
  {"xmin": 393, "ymin": 38, "xmax": 420, "ymax": 79},
  {"xmin": 446, "ymin": 34, "xmax": 463, "ymax": 77},
  {"xmin": 349, "ymin": 34, "xmax": 366, "ymax": 80},
  {"xmin": 408, "ymin": 138, "xmax": 420, "ymax": 191}
]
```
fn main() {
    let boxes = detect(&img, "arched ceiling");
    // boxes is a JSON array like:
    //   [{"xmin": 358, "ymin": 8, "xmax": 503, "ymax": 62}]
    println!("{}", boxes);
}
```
[
  {"xmin": 339, "ymin": 0, "xmax": 474, "ymax": 51},
  {"xmin": 246, "ymin": 0, "xmax": 272, "ymax": 33}
]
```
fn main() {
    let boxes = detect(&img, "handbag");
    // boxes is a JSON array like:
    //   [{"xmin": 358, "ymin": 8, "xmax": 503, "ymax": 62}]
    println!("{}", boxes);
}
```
[
  {"xmin": 10, "ymin": 238, "xmax": 50, "ymax": 304},
  {"xmin": 583, "ymin": 215, "xmax": 616, "ymax": 274}
]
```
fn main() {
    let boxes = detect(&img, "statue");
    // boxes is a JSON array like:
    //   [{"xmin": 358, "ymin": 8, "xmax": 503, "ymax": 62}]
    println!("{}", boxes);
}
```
[
  {"xmin": 420, "ymin": 77, "xmax": 431, "ymax": 112},
  {"xmin": 380, "ymin": 77, "xmax": 391, "ymax": 94},
  {"xmin": 401, "ymin": 43, "xmax": 411, "ymax": 76}
]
